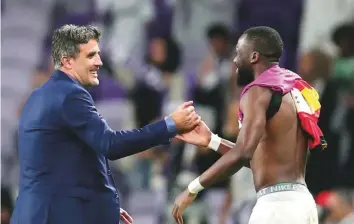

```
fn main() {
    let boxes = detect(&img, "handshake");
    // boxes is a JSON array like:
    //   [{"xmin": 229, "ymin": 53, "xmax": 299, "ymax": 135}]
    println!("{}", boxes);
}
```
[{"xmin": 167, "ymin": 101, "xmax": 213, "ymax": 148}]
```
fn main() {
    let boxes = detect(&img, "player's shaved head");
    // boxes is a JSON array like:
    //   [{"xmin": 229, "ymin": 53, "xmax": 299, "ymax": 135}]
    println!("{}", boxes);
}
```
[{"xmin": 242, "ymin": 26, "xmax": 284, "ymax": 62}]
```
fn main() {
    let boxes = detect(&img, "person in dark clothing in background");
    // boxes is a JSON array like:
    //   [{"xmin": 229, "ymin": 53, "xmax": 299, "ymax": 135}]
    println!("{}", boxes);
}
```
[
  {"xmin": 331, "ymin": 23, "xmax": 354, "ymax": 86},
  {"xmin": 194, "ymin": 24, "xmax": 232, "ymax": 136},
  {"xmin": 130, "ymin": 35, "xmax": 182, "ymax": 189},
  {"xmin": 131, "ymin": 35, "xmax": 181, "ymax": 127},
  {"xmin": 331, "ymin": 24, "xmax": 354, "ymax": 191},
  {"xmin": 298, "ymin": 49, "xmax": 341, "ymax": 196},
  {"xmin": 1, "ymin": 186, "xmax": 14, "ymax": 224}
]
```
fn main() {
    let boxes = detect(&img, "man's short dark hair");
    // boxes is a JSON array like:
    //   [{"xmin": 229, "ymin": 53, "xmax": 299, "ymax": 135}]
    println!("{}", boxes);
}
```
[
  {"xmin": 332, "ymin": 23, "xmax": 354, "ymax": 46},
  {"xmin": 207, "ymin": 24, "xmax": 230, "ymax": 40},
  {"xmin": 51, "ymin": 24, "xmax": 101, "ymax": 69},
  {"xmin": 243, "ymin": 26, "xmax": 284, "ymax": 62}
]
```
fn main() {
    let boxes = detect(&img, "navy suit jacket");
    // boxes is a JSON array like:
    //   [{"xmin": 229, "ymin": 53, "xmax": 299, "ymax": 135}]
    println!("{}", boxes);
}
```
[{"xmin": 11, "ymin": 70, "xmax": 176, "ymax": 224}]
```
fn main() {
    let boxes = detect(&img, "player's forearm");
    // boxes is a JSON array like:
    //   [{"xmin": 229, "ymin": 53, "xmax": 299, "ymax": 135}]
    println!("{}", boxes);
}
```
[
  {"xmin": 207, "ymin": 134, "xmax": 234, "ymax": 155},
  {"xmin": 198, "ymin": 150, "xmax": 248, "ymax": 188},
  {"xmin": 217, "ymin": 139, "xmax": 234, "ymax": 155},
  {"xmin": 208, "ymin": 135, "xmax": 250, "ymax": 168},
  {"xmin": 187, "ymin": 139, "xmax": 251, "ymax": 195}
]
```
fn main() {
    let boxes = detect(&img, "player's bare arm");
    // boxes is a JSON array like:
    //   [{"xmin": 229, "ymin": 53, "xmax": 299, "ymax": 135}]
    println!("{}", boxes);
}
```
[
  {"xmin": 174, "ymin": 121, "xmax": 236, "ymax": 155},
  {"xmin": 172, "ymin": 86, "xmax": 272, "ymax": 223},
  {"xmin": 216, "ymin": 138, "xmax": 236, "ymax": 155},
  {"xmin": 196, "ymin": 86, "xmax": 272, "ymax": 187}
]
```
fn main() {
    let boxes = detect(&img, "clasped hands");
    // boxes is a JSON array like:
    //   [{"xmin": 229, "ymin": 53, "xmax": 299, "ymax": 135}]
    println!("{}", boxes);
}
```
[{"xmin": 169, "ymin": 101, "xmax": 212, "ymax": 148}]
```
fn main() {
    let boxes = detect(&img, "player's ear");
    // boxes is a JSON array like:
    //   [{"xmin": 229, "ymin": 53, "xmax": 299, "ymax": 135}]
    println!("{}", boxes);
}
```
[{"xmin": 250, "ymin": 51, "xmax": 260, "ymax": 64}]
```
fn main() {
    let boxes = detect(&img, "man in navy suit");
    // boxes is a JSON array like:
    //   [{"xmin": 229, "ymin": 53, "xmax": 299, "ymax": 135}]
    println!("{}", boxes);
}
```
[{"xmin": 10, "ymin": 24, "xmax": 201, "ymax": 224}]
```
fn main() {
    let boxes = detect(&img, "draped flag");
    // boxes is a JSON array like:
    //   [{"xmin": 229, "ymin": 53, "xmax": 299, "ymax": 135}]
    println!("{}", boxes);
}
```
[{"xmin": 291, "ymin": 80, "xmax": 327, "ymax": 150}]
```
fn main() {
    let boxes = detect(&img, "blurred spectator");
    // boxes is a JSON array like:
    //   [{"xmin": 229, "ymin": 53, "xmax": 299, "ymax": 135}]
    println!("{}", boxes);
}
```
[
  {"xmin": 107, "ymin": 0, "xmax": 155, "ymax": 68},
  {"xmin": 131, "ymin": 35, "xmax": 182, "ymax": 128},
  {"xmin": 146, "ymin": 0, "xmax": 174, "ymax": 40},
  {"xmin": 333, "ymin": 23, "xmax": 354, "ymax": 59},
  {"xmin": 327, "ymin": 24, "xmax": 354, "ymax": 191},
  {"xmin": 1, "ymin": 0, "xmax": 56, "ymax": 161},
  {"xmin": 299, "ymin": 0, "xmax": 354, "ymax": 56},
  {"xmin": 335, "ymin": 95, "xmax": 354, "ymax": 189},
  {"xmin": 1, "ymin": 0, "xmax": 5, "ymax": 13},
  {"xmin": 223, "ymin": 94, "xmax": 241, "ymax": 140},
  {"xmin": 172, "ymin": 0, "xmax": 238, "ymax": 73},
  {"xmin": 130, "ymin": 36, "xmax": 182, "ymax": 189},
  {"xmin": 194, "ymin": 23, "xmax": 233, "ymax": 135},
  {"xmin": 298, "ymin": 49, "xmax": 338, "ymax": 141},
  {"xmin": 331, "ymin": 23, "xmax": 354, "ymax": 89},
  {"xmin": 298, "ymin": 49, "xmax": 341, "ymax": 195},
  {"xmin": 316, "ymin": 190, "xmax": 354, "ymax": 224},
  {"xmin": 1, "ymin": 186, "xmax": 14, "ymax": 224}
]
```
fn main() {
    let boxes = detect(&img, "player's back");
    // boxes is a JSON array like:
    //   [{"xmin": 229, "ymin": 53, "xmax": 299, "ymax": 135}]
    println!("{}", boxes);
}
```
[{"xmin": 251, "ymin": 92, "xmax": 308, "ymax": 191}]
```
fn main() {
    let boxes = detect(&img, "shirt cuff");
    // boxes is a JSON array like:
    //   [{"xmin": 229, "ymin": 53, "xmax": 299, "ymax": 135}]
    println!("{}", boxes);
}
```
[{"xmin": 164, "ymin": 116, "xmax": 177, "ymax": 136}]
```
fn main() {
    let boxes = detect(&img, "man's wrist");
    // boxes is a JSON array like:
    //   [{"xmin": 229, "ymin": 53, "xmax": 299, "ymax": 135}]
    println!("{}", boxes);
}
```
[
  {"xmin": 188, "ymin": 177, "xmax": 204, "ymax": 194},
  {"xmin": 207, "ymin": 133, "xmax": 222, "ymax": 151},
  {"xmin": 164, "ymin": 116, "xmax": 177, "ymax": 136}
]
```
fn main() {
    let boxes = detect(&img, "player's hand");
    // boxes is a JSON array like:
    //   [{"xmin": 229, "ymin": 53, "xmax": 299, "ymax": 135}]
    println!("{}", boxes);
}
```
[
  {"xmin": 120, "ymin": 208, "xmax": 133, "ymax": 224},
  {"xmin": 172, "ymin": 189, "xmax": 197, "ymax": 224},
  {"xmin": 175, "ymin": 121, "xmax": 212, "ymax": 147},
  {"xmin": 170, "ymin": 101, "xmax": 201, "ymax": 133}
]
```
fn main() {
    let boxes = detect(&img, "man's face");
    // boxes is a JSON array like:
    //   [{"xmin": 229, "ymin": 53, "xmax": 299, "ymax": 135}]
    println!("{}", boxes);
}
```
[
  {"xmin": 338, "ymin": 36, "xmax": 354, "ymax": 57},
  {"xmin": 210, "ymin": 37, "xmax": 227, "ymax": 55},
  {"xmin": 71, "ymin": 39, "xmax": 102, "ymax": 86},
  {"xmin": 150, "ymin": 38, "xmax": 166, "ymax": 64},
  {"xmin": 298, "ymin": 53, "xmax": 315, "ymax": 82},
  {"xmin": 233, "ymin": 35, "xmax": 255, "ymax": 86}
]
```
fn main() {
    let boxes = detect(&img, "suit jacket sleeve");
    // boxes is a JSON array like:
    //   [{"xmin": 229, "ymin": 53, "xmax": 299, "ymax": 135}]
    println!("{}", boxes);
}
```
[{"xmin": 62, "ymin": 88, "xmax": 176, "ymax": 160}]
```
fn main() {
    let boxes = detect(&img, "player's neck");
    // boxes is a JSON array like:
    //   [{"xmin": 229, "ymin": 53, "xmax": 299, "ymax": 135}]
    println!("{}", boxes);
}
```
[{"xmin": 253, "ymin": 62, "xmax": 279, "ymax": 78}]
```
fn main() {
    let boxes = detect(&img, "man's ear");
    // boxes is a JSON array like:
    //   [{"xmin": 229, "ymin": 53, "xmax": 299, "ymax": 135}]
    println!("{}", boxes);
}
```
[
  {"xmin": 61, "ymin": 56, "xmax": 73, "ymax": 69},
  {"xmin": 250, "ymin": 52, "xmax": 260, "ymax": 64}
]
